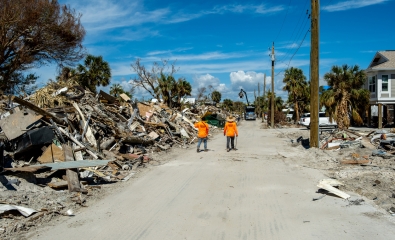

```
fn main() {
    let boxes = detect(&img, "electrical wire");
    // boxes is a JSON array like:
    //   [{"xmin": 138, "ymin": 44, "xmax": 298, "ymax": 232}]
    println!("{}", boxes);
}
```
[
  {"xmin": 277, "ymin": 8, "xmax": 310, "ymax": 64},
  {"xmin": 274, "ymin": 0, "xmax": 293, "ymax": 42},
  {"xmin": 277, "ymin": 0, "xmax": 309, "ymax": 63},
  {"xmin": 275, "ymin": 29, "xmax": 310, "ymax": 77}
]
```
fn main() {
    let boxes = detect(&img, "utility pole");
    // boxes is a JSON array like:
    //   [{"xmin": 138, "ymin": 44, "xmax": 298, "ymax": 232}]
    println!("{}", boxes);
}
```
[
  {"xmin": 258, "ymin": 82, "xmax": 261, "ymax": 119},
  {"xmin": 270, "ymin": 42, "xmax": 275, "ymax": 128},
  {"xmin": 310, "ymin": 0, "xmax": 319, "ymax": 148},
  {"xmin": 263, "ymin": 73, "xmax": 266, "ymax": 122},
  {"xmin": 263, "ymin": 73, "xmax": 266, "ymax": 98}
]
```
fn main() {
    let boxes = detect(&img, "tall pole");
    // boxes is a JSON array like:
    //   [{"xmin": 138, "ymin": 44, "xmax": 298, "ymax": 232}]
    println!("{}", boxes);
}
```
[
  {"xmin": 271, "ymin": 42, "xmax": 275, "ymax": 128},
  {"xmin": 263, "ymin": 73, "xmax": 266, "ymax": 122},
  {"xmin": 310, "ymin": 0, "xmax": 319, "ymax": 147},
  {"xmin": 263, "ymin": 73, "xmax": 266, "ymax": 98},
  {"xmin": 258, "ymin": 82, "xmax": 260, "ymax": 118}
]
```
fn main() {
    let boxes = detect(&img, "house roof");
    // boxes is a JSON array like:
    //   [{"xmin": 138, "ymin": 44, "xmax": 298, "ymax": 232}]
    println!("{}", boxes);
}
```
[{"xmin": 367, "ymin": 50, "xmax": 395, "ymax": 70}]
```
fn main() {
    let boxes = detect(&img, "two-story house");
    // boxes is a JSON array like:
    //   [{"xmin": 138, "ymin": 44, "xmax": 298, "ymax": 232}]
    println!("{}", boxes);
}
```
[{"xmin": 365, "ymin": 50, "xmax": 395, "ymax": 128}]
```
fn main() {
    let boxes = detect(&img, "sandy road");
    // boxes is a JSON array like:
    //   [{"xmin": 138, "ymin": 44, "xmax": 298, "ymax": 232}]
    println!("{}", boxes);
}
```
[{"xmin": 29, "ymin": 120, "xmax": 395, "ymax": 240}]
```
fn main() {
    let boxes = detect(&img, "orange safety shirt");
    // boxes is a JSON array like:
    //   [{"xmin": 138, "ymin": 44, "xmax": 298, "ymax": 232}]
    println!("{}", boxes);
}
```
[
  {"xmin": 224, "ymin": 122, "xmax": 238, "ymax": 137},
  {"xmin": 194, "ymin": 121, "xmax": 209, "ymax": 138}
]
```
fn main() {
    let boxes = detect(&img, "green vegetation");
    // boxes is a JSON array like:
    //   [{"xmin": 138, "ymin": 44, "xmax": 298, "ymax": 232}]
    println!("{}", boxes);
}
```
[
  {"xmin": 283, "ymin": 67, "xmax": 309, "ymax": 121},
  {"xmin": 211, "ymin": 91, "xmax": 222, "ymax": 104},
  {"xmin": 0, "ymin": 0, "xmax": 85, "ymax": 93},
  {"xmin": 320, "ymin": 65, "xmax": 369, "ymax": 129}
]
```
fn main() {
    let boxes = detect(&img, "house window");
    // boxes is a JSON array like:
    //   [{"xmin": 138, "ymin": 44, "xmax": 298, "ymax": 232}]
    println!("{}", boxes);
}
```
[
  {"xmin": 382, "ymin": 75, "xmax": 389, "ymax": 91},
  {"xmin": 369, "ymin": 76, "xmax": 376, "ymax": 92}
]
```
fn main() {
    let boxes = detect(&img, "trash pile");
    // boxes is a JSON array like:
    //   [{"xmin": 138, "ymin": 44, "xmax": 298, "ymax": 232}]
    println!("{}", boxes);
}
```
[
  {"xmin": 282, "ymin": 127, "xmax": 395, "ymax": 216},
  {"xmin": 0, "ymin": 82, "xmax": 226, "ymax": 238}
]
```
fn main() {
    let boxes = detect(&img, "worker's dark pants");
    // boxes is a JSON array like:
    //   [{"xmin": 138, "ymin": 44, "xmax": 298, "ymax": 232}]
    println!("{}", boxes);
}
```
[
  {"xmin": 226, "ymin": 136, "xmax": 235, "ymax": 149},
  {"xmin": 197, "ymin": 137, "xmax": 207, "ymax": 150}
]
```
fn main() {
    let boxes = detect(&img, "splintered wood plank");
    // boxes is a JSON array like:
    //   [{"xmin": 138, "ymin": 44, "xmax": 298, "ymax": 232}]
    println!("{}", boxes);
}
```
[
  {"xmin": 72, "ymin": 102, "xmax": 96, "ymax": 147},
  {"xmin": 340, "ymin": 159, "xmax": 370, "ymax": 164},
  {"xmin": 48, "ymin": 181, "xmax": 68, "ymax": 189},
  {"xmin": 317, "ymin": 181, "xmax": 350, "ymax": 199},
  {"xmin": 62, "ymin": 144, "xmax": 81, "ymax": 193}
]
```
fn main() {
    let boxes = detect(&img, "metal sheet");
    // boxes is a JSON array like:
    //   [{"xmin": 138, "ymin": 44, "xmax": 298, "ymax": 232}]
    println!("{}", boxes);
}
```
[
  {"xmin": 0, "ymin": 109, "xmax": 42, "ymax": 140},
  {"xmin": 40, "ymin": 160, "xmax": 113, "ymax": 170}
]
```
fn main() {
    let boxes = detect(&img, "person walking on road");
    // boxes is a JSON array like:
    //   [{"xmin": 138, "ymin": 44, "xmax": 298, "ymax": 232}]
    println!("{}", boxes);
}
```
[
  {"xmin": 224, "ymin": 115, "xmax": 238, "ymax": 152},
  {"xmin": 194, "ymin": 116, "xmax": 209, "ymax": 153}
]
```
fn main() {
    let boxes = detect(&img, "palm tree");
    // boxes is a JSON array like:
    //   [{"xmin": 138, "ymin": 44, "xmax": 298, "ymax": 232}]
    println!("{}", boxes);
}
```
[
  {"xmin": 222, "ymin": 99, "xmax": 234, "ymax": 111},
  {"xmin": 175, "ymin": 78, "xmax": 192, "ymax": 105},
  {"xmin": 77, "ymin": 55, "xmax": 111, "ymax": 93},
  {"xmin": 211, "ymin": 90, "xmax": 221, "ymax": 104},
  {"xmin": 266, "ymin": 91, "xmax": 283, "ymax": 111},
  {"xmin": 320, "ymin": 64, "xmax": 370, "ymax": 129},
  {"xmin": 110, "ymin": 84, "xmax": 124, "ymax": 97},
  {"xmin": 155, "ymin": 73, "xmax": 175, "ymax": 106},
  {"xmin": 283, "ymin": 67, "xmax": 308, "ymax": 122}
]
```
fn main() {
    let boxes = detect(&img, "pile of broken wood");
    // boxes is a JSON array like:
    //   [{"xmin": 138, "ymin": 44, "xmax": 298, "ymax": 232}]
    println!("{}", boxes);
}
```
[{"xmin": 0, "ymin": 84, "xmax": 221, "ymax": 193}]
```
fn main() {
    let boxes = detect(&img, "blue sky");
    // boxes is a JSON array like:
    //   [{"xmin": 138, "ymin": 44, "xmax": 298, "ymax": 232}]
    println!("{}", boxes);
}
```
[{"xmin": 35, "ymin": 0, "xmax": 395, "ymax": 102}]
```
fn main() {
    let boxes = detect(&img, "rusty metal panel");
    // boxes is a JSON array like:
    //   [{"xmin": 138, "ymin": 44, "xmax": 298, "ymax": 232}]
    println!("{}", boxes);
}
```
[{"xmin": 0, "ymin": 109, "xmax": 42, "ymax": 140}]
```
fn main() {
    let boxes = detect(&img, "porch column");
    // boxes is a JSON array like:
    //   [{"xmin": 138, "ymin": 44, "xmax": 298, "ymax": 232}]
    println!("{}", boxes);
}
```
[
  {"xmin": 367, "ymin": 105, "xmax": 371, "ymax": 127},
  {"xmin": 378, "ymin": 103, "xmax": 383, "ymax": 129}
]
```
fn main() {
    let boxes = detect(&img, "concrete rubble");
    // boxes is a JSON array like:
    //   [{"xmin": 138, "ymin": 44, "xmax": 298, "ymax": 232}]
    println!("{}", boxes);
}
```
[
  {"xmin": 0, "ymin": 83, "xmax": 227, "ymax": 239},
  {"xmin": 278, "ymin": 127, "xmax": 395, "ymax": 217}
]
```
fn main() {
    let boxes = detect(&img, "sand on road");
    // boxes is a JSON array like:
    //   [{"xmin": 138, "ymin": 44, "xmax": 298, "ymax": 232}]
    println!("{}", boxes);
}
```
[{"xmin": 28, "ymin": 120, "xmax": 395, "ymax": 240}]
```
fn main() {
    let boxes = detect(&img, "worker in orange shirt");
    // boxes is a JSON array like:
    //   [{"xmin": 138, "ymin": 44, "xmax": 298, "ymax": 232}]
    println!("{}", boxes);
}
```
[
  {"xmin": 224, "ymin": 115, "xmax": 238, "ymax": 152},
  {"xmin": 194, "ymin": 116, "xmax": 209, "ymax": 153}
]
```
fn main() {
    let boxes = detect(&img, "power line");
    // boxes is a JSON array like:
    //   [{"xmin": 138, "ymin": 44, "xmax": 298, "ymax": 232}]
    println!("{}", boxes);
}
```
[
  {"xmin": 274, "ymin": 0, "xmax": 293, "ymax": 42},
  {"xmin": 277, "ymin": 8, "xmax": 310, "ymax": 63},
  {"xmin": 276, "ymin": 29, "xmax": 310, "ymax": 77},
  {"xmin": 287, "ymin": 29, "xmax": 310, "ymax": 66},
  {"xmin": 277, "ymin": 0, "xmax": 309, "ymax": 63}
]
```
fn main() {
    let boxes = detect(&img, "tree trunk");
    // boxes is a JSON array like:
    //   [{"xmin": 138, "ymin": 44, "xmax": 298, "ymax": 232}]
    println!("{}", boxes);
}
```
[
  {"xmin": 294, "ymin": 101, "xmax": 299, "ymax": 122},
  {"xmin": 337, "ymin": 92, "xmax": 350, "ymax": 129}
]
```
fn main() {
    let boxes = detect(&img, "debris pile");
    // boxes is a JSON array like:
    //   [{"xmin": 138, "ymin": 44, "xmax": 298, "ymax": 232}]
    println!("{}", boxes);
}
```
[
  {"xmin": 0, "ymin": 83, "xmax": 225, "ymax": 238},
  {"xmin": 281, "ymin": 127, "xmax": 395, "ymax": 216}
]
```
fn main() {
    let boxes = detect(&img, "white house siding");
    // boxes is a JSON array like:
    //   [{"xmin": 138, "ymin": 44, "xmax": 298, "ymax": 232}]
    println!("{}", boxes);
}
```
[{"xmin": 377, "ymin": 71, "xmax": 395, "ymax": 100}]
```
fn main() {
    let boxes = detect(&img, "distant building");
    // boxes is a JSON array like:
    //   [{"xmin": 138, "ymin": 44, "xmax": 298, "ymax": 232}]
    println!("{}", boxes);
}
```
[
  {"xmin": 364, "ymin": 50, "xmax": 395, "ymax": 127},
  {"xmin": 181, "ymin": 98, "xmax": 196, "ymax": 104}
]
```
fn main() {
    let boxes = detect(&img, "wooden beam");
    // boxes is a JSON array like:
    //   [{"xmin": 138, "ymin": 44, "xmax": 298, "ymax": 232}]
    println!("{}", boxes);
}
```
[
  {"xmin": 368, "ymin": 105, "xmax": 371, "ymax": 127},
  {"xmin": 11, "ymin": 96, "xmax": 64, "ymax": 125},
  {"xmin": 62, "ymin": 144, "xmax": 81, "ymax": 193},
  {"xmin": 59, "ymin": 128, "xmax": 99, "ymax": 159},
  {"xmin": 378, "ymin": 103, "xmax": 383, "ymax": 129},
  {"xmin": 72, "ymin": 103, "xmax": 97, "ymax": 147}
]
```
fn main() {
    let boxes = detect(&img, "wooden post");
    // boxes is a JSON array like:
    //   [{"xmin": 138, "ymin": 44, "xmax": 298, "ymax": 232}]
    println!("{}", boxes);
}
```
[
  {"xmin": 258, "ymin": 82, "xmax": 260, "ymax": 119},
  {"xmin": 378, "ymin": 103, "xmax": 382, "ymax": 129},
  {"xmin": 62, "ymin": 144, "xmax": 82, "ymax": 193},
  {"xmin": 263, "ymin": 74, "xmax": 266, "ymax": 122},
  {"xmin": 310, "ymin": 0, "xmax": 320, "ymax": 148},
  {"xmin": 367, "ymin": 105, "xmax": 371, "ymax": 127},
  {"xmin": 11, "ymin": 96, "xmax": 64, "ymax": 125},
  {"xmin": 271, "ymin": 43, "xmax": 275, "ymax": 128}
]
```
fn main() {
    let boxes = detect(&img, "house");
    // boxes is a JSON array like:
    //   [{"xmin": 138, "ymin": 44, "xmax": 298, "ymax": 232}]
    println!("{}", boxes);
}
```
[
  {"xmin": 365, "ymin": 50, "xmax": 395, "ymax": 128},
  {"xmin": 181, "ymin": 98, "xmax": 196, "ymax": 104}
]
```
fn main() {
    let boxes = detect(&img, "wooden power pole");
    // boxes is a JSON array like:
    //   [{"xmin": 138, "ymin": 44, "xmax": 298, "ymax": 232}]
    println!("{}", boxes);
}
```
[
  {"xmin": 263, "ymin": 73, "xmax": 266, "ymax": 122},
  {"xmin": 258, "ymin": 82, "xmax": 260, "ymax": 119},
  {"xmin": 263, "ymin": 73, "xmax": 266, "ymax": 98},
  {"xmin": 271, "ymin": 42, "xmax": 275, "ymax": 128},
  {"xmin": 310, "ymin": 0, "xmax": 320, "ymax": 148}
]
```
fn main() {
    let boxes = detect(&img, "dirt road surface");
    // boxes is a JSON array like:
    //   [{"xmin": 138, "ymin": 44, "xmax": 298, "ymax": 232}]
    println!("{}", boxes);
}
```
[{"xmin": 28, "ymin": 121, "xmax": 395, "ymax": 240}]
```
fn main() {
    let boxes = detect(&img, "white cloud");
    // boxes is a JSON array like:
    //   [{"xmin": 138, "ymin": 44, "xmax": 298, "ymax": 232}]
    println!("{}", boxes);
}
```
[
  {"xmin": 192, "ymin": 74, "xmax": 229, "ymax": 96},
  {"xmin": 230, "ymin": 71, "xmax": 266, "ymax": 91},
  {"xmin": 212, "ymin": 4, "xmax": 284, "ymax": 15},
  {"xmin": 322, "ymin": 0, "xmax": 389, "ymax": 12},
  {"xmin": 63, "ymin": 0, "xmax": 285, "ymax": 35}
]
